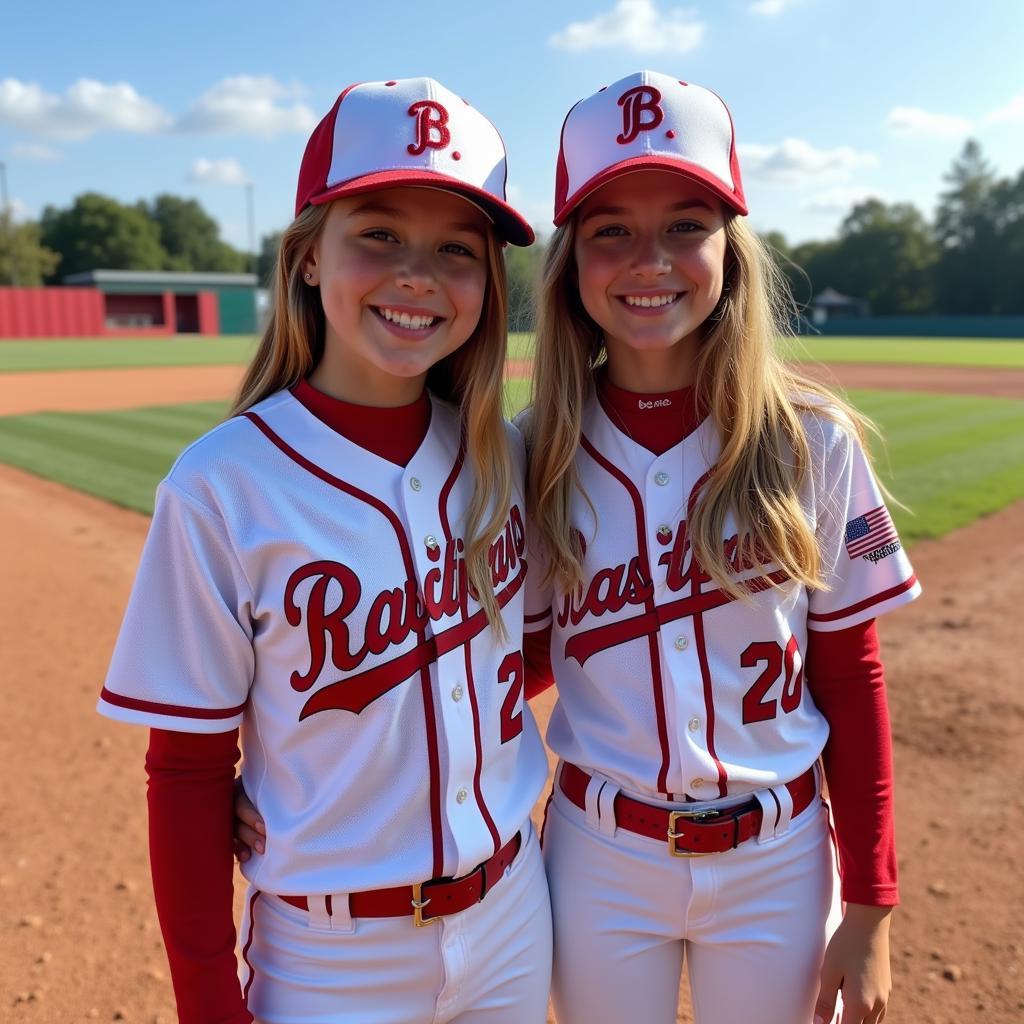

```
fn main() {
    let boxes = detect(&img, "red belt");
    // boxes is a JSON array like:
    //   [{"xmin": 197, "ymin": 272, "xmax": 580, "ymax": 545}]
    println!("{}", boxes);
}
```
[
  {"xmin": 559, "ymin": 763, "xmax": 817, "ymax": 857},
  {"xmin": 277, "ymin": 832, "xmax": 521, "ymax": 927}
]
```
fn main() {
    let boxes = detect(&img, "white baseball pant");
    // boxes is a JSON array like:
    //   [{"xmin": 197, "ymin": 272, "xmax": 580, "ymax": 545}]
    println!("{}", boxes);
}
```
[
  {"xmin": 542, "ymin": 771, "xmax": 842, "ymax": 1024},
  {"xmin": 240, "ymin": 823, "xmax": 552, "ymax": 1023}
]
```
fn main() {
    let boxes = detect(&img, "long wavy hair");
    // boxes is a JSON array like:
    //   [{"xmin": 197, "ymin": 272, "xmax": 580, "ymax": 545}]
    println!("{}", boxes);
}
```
[
  {"xmin": 526, "ymin": 211, "xmax": 875, "ymax": 599},
  {"xmin": 232, "ymin": 200, "xmax": 515, "ymax": 631}
]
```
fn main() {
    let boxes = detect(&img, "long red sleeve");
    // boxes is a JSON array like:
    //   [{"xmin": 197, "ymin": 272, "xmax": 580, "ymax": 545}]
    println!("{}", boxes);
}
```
[
  {"xmin": 805, "ymin": 621, "xmax": 899, "ymax": 906},
  {"xmin": 524, "ymin": 625, "xmax": 555, "ymax": 700},
  {"xmin": 146, "ymin": 728, "xmax": 253, "ymax": 1024}
]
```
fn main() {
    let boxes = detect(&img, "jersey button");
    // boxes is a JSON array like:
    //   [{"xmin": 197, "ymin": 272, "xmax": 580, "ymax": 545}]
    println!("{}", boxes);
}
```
[
  {"xmin": 656, "ymin": 524, "xmax": 672, "ymax": 543},
  {"xmin": 410, "ymin": 477, "xmax": 422, "ymax": 491},
  {"xmin": 424, "ymin": 534, "xmax": 439, "ymax": 551},
  {"xmin": 674, "ymin": 635, "xmax": 689, "ymax": 651},
  {"xmin": 456, "ymin": 788, "xmax": 469, "ymax": 804},
  {"xmin": 688, "ymin": 717, "xmax": 701, "ymax": 732},
  {"xmin": 654, "ymin": 471, "xmax": 670, "ymax": 486},
  {"xmin": 451, "ymin": 685, "xmax": 464, "ymax": 702}
]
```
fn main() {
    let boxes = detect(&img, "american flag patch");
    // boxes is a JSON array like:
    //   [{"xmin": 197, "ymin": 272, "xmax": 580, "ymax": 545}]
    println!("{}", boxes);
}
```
[{"xmin": 845, "ymin": 506, "xmax": 899, "ymax": 559}]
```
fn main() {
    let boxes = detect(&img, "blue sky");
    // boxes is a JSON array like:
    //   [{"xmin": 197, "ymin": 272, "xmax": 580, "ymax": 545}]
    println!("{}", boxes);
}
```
[{"xmin": 2, "ymin": 0, "xmax": 1022, "ymax": 254}]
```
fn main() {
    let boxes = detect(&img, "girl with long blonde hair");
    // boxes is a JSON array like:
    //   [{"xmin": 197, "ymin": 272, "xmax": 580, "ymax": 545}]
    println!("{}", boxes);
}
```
[
  {"xmin": 524, "ymin": 71, "xmax": 920, "ymax": 1024},
  {"xmin": 99, "ymin": 78, "xmax": 552, "ymax": 1024}
]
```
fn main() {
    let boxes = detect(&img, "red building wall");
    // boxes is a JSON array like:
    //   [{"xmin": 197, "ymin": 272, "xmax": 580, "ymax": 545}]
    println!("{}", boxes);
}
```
[
  {"xmin": 0, "ymin": 287, "xmax": 223, "ymax": 338},
  {"xmin": 0, "ymin": 288, "xmax": 104, "ymax": 338}
]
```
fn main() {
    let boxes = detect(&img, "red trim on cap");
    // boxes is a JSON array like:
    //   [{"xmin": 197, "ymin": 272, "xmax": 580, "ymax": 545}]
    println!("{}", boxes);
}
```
[
  {"xmin": 708, "ymin": 86, "xmax": 746, "ymax": 224},
  {"xmin": 306, "ymin": 169, "xmax": 534, "ymax": 246},
  {"xmin": 553, "ymin": 99, "xmax": 584, "ymax": 224},
  {"xmin": 294, "ymin": 83, "xmax": 362, "ymax": 217},
  {"xmin": 554, "ymin": 154, "xmax": 747, "ymax": 226}
]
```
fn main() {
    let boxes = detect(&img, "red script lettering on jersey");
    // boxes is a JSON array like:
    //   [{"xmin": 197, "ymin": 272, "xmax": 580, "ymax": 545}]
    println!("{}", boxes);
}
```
[{"xmin": 286, "ymin": 505, "xmax": 527, "ymax": 718}]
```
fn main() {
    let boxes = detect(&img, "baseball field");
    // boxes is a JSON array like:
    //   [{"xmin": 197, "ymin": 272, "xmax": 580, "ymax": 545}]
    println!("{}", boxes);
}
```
[{"xmin": 2, "ymin": 334, "xmax": 1022, "ymax": 1022}]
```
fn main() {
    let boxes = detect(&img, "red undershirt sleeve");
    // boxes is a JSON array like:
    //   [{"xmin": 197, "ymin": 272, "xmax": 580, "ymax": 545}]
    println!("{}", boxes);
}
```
[
  {"xmin": 805, "ymin": 620, "xmax": 899, "ymax": 907},
  {"xmin": 523, "ymin": 624, "xmax": 555, "ymax": 700},
  {"xmin": 146, "ymin": 728, "xmax": 253, "ymax": 1024}
]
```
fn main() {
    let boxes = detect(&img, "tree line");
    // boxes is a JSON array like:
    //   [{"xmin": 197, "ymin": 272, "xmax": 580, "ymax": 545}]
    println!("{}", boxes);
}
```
[
  {"xmin": 0, "ymin": 192, "xmax": 250, "ymax": 285},
  {"xmin": 2, "ymin": 141, "xmax": 1020, "ymax": 319}
]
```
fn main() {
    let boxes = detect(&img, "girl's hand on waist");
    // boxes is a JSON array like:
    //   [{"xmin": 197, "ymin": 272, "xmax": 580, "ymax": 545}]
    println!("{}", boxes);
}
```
[
  {"xmin": 814, "ymin": 903, "xmax": 893, "ymax": 1024},
  {"xmin": 232, "ymin": 777, "xmax": 265, "ymax": 862}
]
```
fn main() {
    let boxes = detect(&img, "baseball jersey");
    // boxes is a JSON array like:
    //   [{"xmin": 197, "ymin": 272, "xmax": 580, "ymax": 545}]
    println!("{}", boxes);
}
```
[
  {"xmin": 99, "ymin": 387, "xmax": 548, "ymax": 894},
  {"xmin": 524, "ymin": 390, "xmax": 920, "ymax": 801}
]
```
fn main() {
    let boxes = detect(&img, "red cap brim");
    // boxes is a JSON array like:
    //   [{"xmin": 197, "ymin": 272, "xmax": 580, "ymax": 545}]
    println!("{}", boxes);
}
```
[
  {"xmin": 307, "ymin": 170, "xmax": 535, "ymax": 246},
  {"xmin": 554, "ymin": 155, "xmax": 748, "ymax": 225}
]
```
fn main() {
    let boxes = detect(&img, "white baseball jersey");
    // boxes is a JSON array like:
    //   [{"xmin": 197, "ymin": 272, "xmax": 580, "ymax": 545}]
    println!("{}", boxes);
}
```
[
  {"xmin": 525, "ymin": 393, "xmax": 920, "ymax": 801},
  {"xmin": 99, "ymin": 388, "xmax": 548, "ymax": 895}
]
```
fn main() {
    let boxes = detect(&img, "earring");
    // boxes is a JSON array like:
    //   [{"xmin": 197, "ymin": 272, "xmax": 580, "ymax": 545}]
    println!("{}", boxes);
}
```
[{"xmin": 304, "ymin": 272, "xmax": 313, "ymax": 282}]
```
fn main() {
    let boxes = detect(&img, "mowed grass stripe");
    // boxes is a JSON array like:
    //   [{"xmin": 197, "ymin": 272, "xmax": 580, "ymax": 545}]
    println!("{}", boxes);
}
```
[
  {"xmin": 0, "ymin": 390, "xmax": 1021, "ymax": 541},
  {"xmin": 0, "ymin": 337, "xmax": 257, "ymax": 373},
  {"xmin": 3, "ymin": 334, "xmax": 1023, "ymax": 372},
  {"xmin": 0, "ymin": 402, "xmax": 227, "ymax": 512},
  {"xmin": 843, "ymin": 389, "xmax": 1024, "ymax": 542}
]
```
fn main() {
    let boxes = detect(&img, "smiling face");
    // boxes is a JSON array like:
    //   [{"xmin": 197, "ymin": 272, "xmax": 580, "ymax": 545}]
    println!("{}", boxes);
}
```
[
  {"xmin": 303, "ymin": 186, "xmax": 491, "ymax": 405},
  {"xmin": 573, "ymin": 169, "xmax": 729, "ymax": 390}
]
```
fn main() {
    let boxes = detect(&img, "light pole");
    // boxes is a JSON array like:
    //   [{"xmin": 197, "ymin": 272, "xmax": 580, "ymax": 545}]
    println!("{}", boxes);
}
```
[
  {"xmin": 245, "ymin": 182, "xmax": 256, "ymax": 275},
  {"xmin": 0, "ymin": 160, "xmax": 14, "ymax": 286}
]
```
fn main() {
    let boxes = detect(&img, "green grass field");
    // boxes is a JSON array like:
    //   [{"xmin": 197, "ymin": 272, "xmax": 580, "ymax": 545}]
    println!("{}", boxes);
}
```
[
  {"xmin": 0, "ymin": 336, "xmax": 258, "ymax": 372},
  {"xmin": 0, "ymin": 387, "xmax": 1020, "ymax": 544},
  {"xmin": 2, "ymin": 334, "xmax": 1023, "ymax": 372}
]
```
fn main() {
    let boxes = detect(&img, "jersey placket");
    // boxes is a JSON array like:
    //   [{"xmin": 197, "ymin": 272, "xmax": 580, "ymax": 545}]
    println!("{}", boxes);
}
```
[
  {"xmin": 646, "ymin": 450, "xmax": 718, "ymax": 801},
  {"xmin": 400, "ymin": 449, "xmax": 494, "ymax": 880}
]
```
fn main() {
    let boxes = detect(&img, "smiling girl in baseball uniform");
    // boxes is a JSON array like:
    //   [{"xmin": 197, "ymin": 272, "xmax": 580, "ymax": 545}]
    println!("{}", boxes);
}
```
[
  {"xmin": 521, "ymin": 71, "xmax": 920, "ymax": 1024},
  {"xmin": 98, "ymin": 77, "xmax": 552, "ymax": 1024}
]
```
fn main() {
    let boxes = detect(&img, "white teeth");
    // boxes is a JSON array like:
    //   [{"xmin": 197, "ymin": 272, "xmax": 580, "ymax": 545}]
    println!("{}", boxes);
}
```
[
  {"xmin": 624, "ymin": 293, "xmax": 677, "ymax": 308},
  {"xmin": 380, "ymin": 308, "xmax": 437, "ymax": 329}
]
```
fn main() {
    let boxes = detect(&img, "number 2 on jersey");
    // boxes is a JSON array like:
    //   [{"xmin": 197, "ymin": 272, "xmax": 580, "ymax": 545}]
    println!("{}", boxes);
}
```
[
  {"xmin": 740, "ymin": 635, "xmax": 803, "ymax": 724},
  {"xmin": 498, "ymin": 651, "xmax": 524, "ymax": 743}
]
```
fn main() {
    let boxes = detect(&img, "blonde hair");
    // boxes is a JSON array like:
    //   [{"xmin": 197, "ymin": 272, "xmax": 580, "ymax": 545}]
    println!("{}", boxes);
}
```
[
  {"xmin": 232, "ymin": 199, "xmax": 515, "ymax": 632},
  {"xmin": 527, "ymin": 211, "xmax": 874, "ymax": 599}
]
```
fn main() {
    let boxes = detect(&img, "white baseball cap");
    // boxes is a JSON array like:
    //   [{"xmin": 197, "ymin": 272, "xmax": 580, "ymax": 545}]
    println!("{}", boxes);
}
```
[
  {"xmin": 295, "ymin": 77, "xmax": 534, "ymax": 246},
  {"xmin": 554, "ymin": 70, "xmax": 747, "ymax": 225}
]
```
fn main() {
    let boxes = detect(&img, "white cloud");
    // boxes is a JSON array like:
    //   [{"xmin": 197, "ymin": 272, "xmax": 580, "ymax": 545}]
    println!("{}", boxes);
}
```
[
  {"xmin": 750, "ymin": 0, "xmax": 802, "ymax": 15},
  {"xmin": 739, "ymin": 138, "xmax": 877, "ymax": 184},
  {"xmin": 177, "ymin": 76, "xmax": 316, "ymax": 137},
  {"xmin": 886, "ymin": 106, "xmax": 972, "ymax": 140},
  {"xmin": 549, "ymin": 0, "xmax": 704, "ymax": 54},
  {"xmin": 188, "ymin": 157, "xmax": 249, "ymax": 186},
  {"xmin": 9, "ymin": 141, "xmax": 61, "ymax": 162},
  {"xmin": 5, "ymin": 197, "xmax": 30, "ymax": 223},
  {"xmin": 0, "ymin": 77, "xmax": 171, "ymax": 139},
  {"xmin": 802, "ymin": 186, "xmax": 886, "ymax": 214},
  {"xmin": 986, "ymin": 94, "xmax": 1024, "ymax": 125}
]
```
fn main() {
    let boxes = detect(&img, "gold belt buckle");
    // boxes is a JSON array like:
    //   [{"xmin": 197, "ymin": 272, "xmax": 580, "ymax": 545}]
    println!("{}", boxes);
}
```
[
  {"xmin": 411, "ymin": 881, "xmax": 438, "ymax": 927},
  {"xmin": 667, "ymin": 808, "xmax": 719, "ymax": 858}
]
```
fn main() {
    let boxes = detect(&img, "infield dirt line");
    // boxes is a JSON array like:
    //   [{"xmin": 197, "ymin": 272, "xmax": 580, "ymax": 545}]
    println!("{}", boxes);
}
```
[{"xmin": 2, "ymin": 360, "xmax": 1022, "ymax": 417}]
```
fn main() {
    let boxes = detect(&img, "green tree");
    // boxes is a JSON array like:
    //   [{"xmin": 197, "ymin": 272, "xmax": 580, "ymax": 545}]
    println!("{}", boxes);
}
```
[
  {"xmin": 39, "ymin": 192, "xmax": 166, "ymax": 280},
  {"xmin": 257, "ymin": 230, "xmax": 283, "ymax": 287},
  {"xmin": 144, "ymin": 194, "xmax": 248, "ymax": 273},
  {"xmin": 505, "ymin": 239, "xmax": 545, "ymax": 332},
  {"xmin": 933, "ymin": 140, "xmax": 999, "ymax": 314},
  {"xmin": 989, "ymin": 168, "xmax": 1024, "ymax": 314},
  {"xmin": 0, "ymin": 212, "xmax": 61, "ymax": 285},
  {"xmin": 832, "ymin": 199, "xmax": 937, "ymax": 314}
]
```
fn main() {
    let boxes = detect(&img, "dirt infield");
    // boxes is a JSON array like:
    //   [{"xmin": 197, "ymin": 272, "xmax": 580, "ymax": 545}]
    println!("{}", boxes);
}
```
[
  {"xmin": 2, "ymin": 359, "xmax": 1023, "ymax": 417},
  {"xmin": 2, "ymin": 354, "xmax": 1022, "ymax": 1021}
]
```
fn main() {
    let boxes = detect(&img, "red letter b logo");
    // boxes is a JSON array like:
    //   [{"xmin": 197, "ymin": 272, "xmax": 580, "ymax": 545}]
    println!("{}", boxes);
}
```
[
  {"xmin": 616, "ymin": 86, "xmax": 663, "ymax": 145},
  {"xmin": 407, "ymin": 101, "xmax": 452, "ymax": 155}
]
